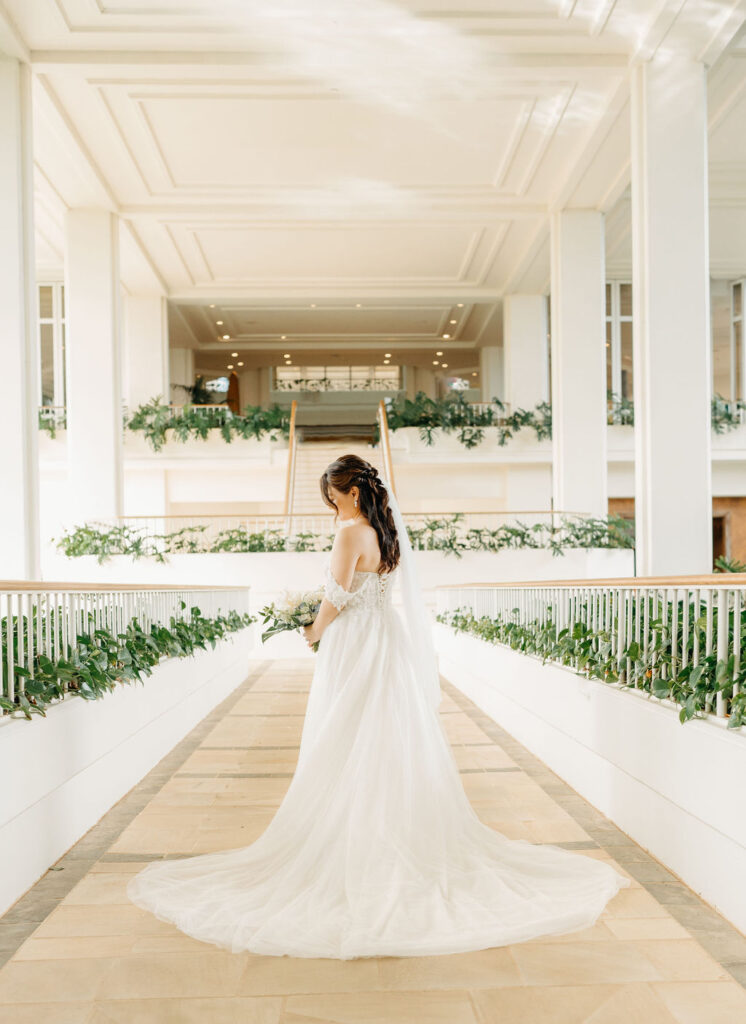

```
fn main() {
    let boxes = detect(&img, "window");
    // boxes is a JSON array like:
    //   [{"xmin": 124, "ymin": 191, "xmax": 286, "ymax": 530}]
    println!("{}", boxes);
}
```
[
  {"xmin": 38, "ymin": 282, "xmax": 66, "ymax": 408},
  {"xmin": 732, "ymin": 280, "xmax": 745, "ymax": 401},
  {"xmin": 273, "ymin": 366, "xmax": 401, "ymax": 391},
  {"xmin": 605, "ymin": 281, "xmax": 633, "ymax": 402}
]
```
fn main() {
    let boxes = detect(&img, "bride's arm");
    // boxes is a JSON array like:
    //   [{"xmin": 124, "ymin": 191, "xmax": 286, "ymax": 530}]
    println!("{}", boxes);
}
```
[{"xmin": 302, "ymin": 528, "xmax": 359, "ymax": 647}]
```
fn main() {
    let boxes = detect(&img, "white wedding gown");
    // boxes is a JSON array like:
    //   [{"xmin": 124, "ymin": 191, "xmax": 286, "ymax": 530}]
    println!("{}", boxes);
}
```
[{"xmin": 126, "ymin": 562, "xmax": 630, "ymax": 958}]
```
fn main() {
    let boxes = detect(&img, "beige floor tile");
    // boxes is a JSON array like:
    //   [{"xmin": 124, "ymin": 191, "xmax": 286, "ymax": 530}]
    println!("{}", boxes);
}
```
[
  {"xmin": 32, "ymin": 904, "xmax": 178, "ymax": 939},
  {"xmin": 604, "ymin": 918, "xmax": 693, "ymax": 941},
  {"xmin": 0, "ymin": 958, "xmax": 115, "ymax": 1003},
  {"xmin": 238, "ymin": 955, "xmax": 381, "ymax": 995},
  {"xmin": 632, "ymin": 939, "xmax": 730, "ymax": 981},
  {"xmin": 377, "ymin": 947, "xmax": 522, "ymax": 990},
  {"xmin": 231, "ymin": 692, "xmax": 308, "ymax": 715},
  {"xmin": 441, "ymin": 713, "xmax": 494, "ymax": 745},
  {"xmin": 651, "ymin": 980, "xmax": 746, "ymax": 1024},
  {"xmin": 509, "ymin": 940, "xmax": 664, "ymax": 985},
  {"xmin": 12, "ymin": 935, "xmax": 138, "ymax": 961},
  {"xmin": 101, "ymin": 953, "xmax": 250, "ymax": 999},
  {"xmin": 282, "ymin": 990, "xmax": 478, "ymax": 1024},
  {"xmin": 0, "ymin": 1002, "xmax": 95, "ymax": 1023},
  {"xmin": 472, "ymin": 982, "xmax": 679, "ymax": 1024},
  {"xmin": 600, "ymin": 887, "xmax": 673, "ymax": 919},
  {"xmin": 90, "ymin": 996, "xmax": 283, "ymax": 1024}
]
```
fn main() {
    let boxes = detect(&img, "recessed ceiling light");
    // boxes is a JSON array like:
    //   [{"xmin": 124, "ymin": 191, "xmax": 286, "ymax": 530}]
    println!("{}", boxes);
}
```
[
  {"xmin": 356, "ymin": 303, "xmax": 362, "ymax": 308},
  {"xmin": 442, "ymin": 363, "xmax": 448, "ymax": 368},
  {"xmin": 310, "ymin": 304, "xmax": 316, "ymax": 308},
  {"xmin": 443, "ymin": 334, "xmax": 451, "ymax": 339},
  {"xmin": 222, "ymin": 334, "xmax": 230, "ymax": 340},
  {"xmin": 283, "ymin": 353, "xmax": 290, "ymax": 358},
  {"xmin": 472, "ymin": 371, "xmax": 477, "ymax": 376},
  {"xmin": 384, "ymin": 360, "xmax": 390, "ymax": 365},
  {"xmin": 237, "ymin": 361, "xmax": 244, "ymax": 366},
  {"xmin": 231, "ymin": 352, "xmax": 238, "ymax": 357},
  {"xmin": 209, "ymin": 304, "xmax": 215, "ymax": 308},
  {"xmin": 436, "ymin": 351, "xmax": 443, "ymax": 356},
  {"xmin": 227, "ymin": 364, "xmax": 234, "ymax": 369},
  {"xmin": 281, "ymin": 335, "xmax": 287, "ymax": 340},
  {"xmin": 385, "ymin": 352, "xmax": 392, "ymax": 357},
  {"xmin": 433, "ymin": 360, "xmax": 439, "ymax": 365},
  {"xmin": 216, "ymin": 320, "xmax": 224, "ymax": 325},
  {"xmin": 450, "ymin": 319, "xmax": 457, "ymax": 324},
  {"xmin": 457, "ymin": 303, "xmax": 464, "ymax": 308}
]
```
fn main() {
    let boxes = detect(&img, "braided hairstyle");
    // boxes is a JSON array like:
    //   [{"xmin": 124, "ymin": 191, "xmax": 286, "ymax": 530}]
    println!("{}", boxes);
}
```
[{"xmin": 320, "ymin": 454, "xmax": 400, "ymax": 574}]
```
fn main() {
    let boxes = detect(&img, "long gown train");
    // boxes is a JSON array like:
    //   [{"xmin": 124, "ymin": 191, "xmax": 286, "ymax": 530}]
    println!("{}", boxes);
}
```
[{"xmin": 126, "ymin": 566, "xmax": 630, "ymax": 958}]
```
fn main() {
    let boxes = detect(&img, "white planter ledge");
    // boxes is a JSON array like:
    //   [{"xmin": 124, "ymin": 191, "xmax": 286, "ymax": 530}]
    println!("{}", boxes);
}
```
[
  {"xmin": 0, "ymin": 627, "xmax": 255, "ymax": 915},
  {"xmin": 435, "ymin": 622, "xmax": 746, "ymax": 936}
]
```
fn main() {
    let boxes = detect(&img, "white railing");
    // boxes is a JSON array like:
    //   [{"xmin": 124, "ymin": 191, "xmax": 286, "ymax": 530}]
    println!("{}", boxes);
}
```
[
  {"xmin": 436, "ymin": 576, "xmax": 746, "ymax": 721},
  {"xmin": 469, "ymin": 401, "xmax": 511, "ymax": 418},
  {"xmin": 1, "ymin": 583, "xmax": 250, "ymax": 709},
  {"xmin": 168, "ymin": 403, "xmax": 233, "ymax": 419}
]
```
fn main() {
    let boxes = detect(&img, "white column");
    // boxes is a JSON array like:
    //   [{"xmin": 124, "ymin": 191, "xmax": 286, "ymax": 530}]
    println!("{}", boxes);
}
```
[
  {"xmin": 123, "ymin": 295, "xmax": 168, "ymax": 410},
  {"xmin": 65, "ymin": 209, "xmax": 123, "ymax": 524},
  {"xmin": 238, "ymin": 368, "xmax": 260, "ymax": 408},
  {"xmin": 169, "ymin": 347, "xmax": 195, "ymax": 403},
  {"xmin": 550, "ymin": 210, "xmax": 607, "ymax": 518},
  {"xmin": 0, "ymin": 59, "xmax": 40, "ymax": 578},
  {"xmin": 479, "ymin": 346, "xmax": 504, "ymax": 404},
  {"xmin": 413, "ymin": 367, "xmax": 436, "ymax": 400},
  {"xmin": 503, "ymin": 295, "xmax": 549, "ymax": 411},
  {"xmin": 631, "ymin": 58, "xmax": 712, "ymax": 575}
]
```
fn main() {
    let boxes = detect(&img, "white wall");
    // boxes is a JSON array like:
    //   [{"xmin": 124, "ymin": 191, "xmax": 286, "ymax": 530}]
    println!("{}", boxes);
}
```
[
  {"xmin": 0, "ymin": 628, "xmax": 255, "ymax": 915},
  {"xmin": 436, "ymin": 624, "xmax": 746, "ymax": 936}
]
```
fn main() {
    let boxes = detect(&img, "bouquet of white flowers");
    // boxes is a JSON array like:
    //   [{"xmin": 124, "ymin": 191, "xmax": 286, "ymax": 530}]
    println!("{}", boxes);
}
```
[{"xmin": 260, "ymin": 586, "xmax": 325, "ymax": 652}]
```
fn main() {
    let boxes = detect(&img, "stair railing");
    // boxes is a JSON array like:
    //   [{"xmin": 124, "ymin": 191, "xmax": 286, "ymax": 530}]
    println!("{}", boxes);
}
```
[
  {"xmin": 283, "ymin": 400, "xmax": 298, "ymax": 521},
  {"xmin": 377, "ymin": 400, "xmax": 397, "ymax": 496}
]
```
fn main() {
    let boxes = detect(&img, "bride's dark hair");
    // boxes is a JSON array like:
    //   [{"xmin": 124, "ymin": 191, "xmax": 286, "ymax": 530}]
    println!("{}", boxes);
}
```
[{"xmin": 320, "ymin": 454, "xmax": 400, "ymax": 574}]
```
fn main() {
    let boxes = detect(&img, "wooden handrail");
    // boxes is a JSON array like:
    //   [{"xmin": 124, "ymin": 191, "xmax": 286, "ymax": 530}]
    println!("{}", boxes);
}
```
[
  {"xmin": 283, "ymin": 399, "xmax": 298, "ymax": 516},
  {"xmin": 436, "ymin": 574, "xmax": 746, "ymax": 589},
  {"xmin": 377, "ymin": 400, "xmax": 396, "ymax": 496}
]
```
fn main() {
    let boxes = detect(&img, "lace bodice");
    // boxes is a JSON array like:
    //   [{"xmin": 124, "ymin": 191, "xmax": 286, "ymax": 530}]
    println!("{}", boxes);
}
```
[{"xmin": 323, "ymin": 563, "xmax": 395, "ymax": 614}]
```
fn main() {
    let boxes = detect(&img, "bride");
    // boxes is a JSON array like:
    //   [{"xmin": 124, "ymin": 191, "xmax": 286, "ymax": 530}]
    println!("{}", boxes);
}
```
[{"xmin": 126, "ymin": 453, "xmax": 630, "ymax": 958}]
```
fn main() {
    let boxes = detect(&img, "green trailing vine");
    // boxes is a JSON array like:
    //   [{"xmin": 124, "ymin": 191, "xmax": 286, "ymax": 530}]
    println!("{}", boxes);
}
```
[
  {"xmin": 124, "ymin": 396, "xmax": 290, "ymax": 452},
  {"xmin": 1, "ymin": 603, "xmax": 255, "ymax": 721},
  {"xmin": 438, "ymin": 601, "xmax": 746, "ymax": 729},
  {"xmin": 56, "ymin": 514, "xmax": 633, "ymax": 564},
  {"xmin": 378, "ymin": 392, "xmax": 552, "ymax": 449}
]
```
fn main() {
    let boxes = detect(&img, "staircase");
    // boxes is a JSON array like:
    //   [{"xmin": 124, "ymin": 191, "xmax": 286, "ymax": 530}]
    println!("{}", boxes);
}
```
[{"xmin": 290, "ymin": 439, "xmax": 384, "ymax": 514}]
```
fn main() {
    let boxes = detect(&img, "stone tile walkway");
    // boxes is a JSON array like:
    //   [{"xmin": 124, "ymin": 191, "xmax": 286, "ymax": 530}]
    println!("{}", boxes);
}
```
[{"xmin": 1, "ymin": 658, "xmax": 746, "ymax": 1023}]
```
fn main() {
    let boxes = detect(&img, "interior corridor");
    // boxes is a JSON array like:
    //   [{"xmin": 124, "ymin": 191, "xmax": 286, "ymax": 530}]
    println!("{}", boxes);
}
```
[{"xmin": 1, "ymin": 660, "xmax": 745, "ymax": 1024}]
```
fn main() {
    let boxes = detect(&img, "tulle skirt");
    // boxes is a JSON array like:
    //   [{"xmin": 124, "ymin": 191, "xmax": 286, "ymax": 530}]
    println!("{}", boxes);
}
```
[{"xmin": 126, "ymin": 605, "xmax": 630, "ymax": 958}]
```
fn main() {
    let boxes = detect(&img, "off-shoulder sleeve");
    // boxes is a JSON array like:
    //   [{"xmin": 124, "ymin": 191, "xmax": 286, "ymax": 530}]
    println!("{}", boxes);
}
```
[{"xmin": 324, "ymin": 565, "xmax": 355, "ymax": 611}]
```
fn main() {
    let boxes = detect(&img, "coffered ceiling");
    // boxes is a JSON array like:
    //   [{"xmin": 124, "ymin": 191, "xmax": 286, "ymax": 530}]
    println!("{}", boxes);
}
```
[{"xmin": 2, "ymin": 0, "xmax": 746, "ymax": 358}]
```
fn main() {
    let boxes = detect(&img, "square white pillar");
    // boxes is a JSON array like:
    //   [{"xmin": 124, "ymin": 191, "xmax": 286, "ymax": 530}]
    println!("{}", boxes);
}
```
[
  {"xmin": 550, "ymin": 211, "xmax": 608, "ymax": 518},
  {"xmin": 479, "ymin": 346, "xmax": 504, "ymax": 404},
  {"xmin": 169, "ymin": 347, "xmax": 195, "ymax": 404},
  {"xmin": 631, "ymin": 58, "xmax": 712, "ymax": 575},
  {"xmin": 123, "ymin": 295, "xmax": 168, "ymax": 411},
  {"xmin": 503, "ymin": 295, "xmax": 549, "ymax": 412},
  {"xmin": 0, "ymin": 59, "xmax": 40, "ymax": 578},
  {"xmin": 65, "ymin": 209, "xmax": 123, "ymax": 524}
]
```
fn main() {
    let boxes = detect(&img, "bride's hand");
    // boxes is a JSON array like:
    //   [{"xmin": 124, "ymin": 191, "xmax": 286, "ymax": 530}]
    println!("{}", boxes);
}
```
[{"xmin": 302, "ymin": 625, "xmax": 319, "ymax": 649}]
